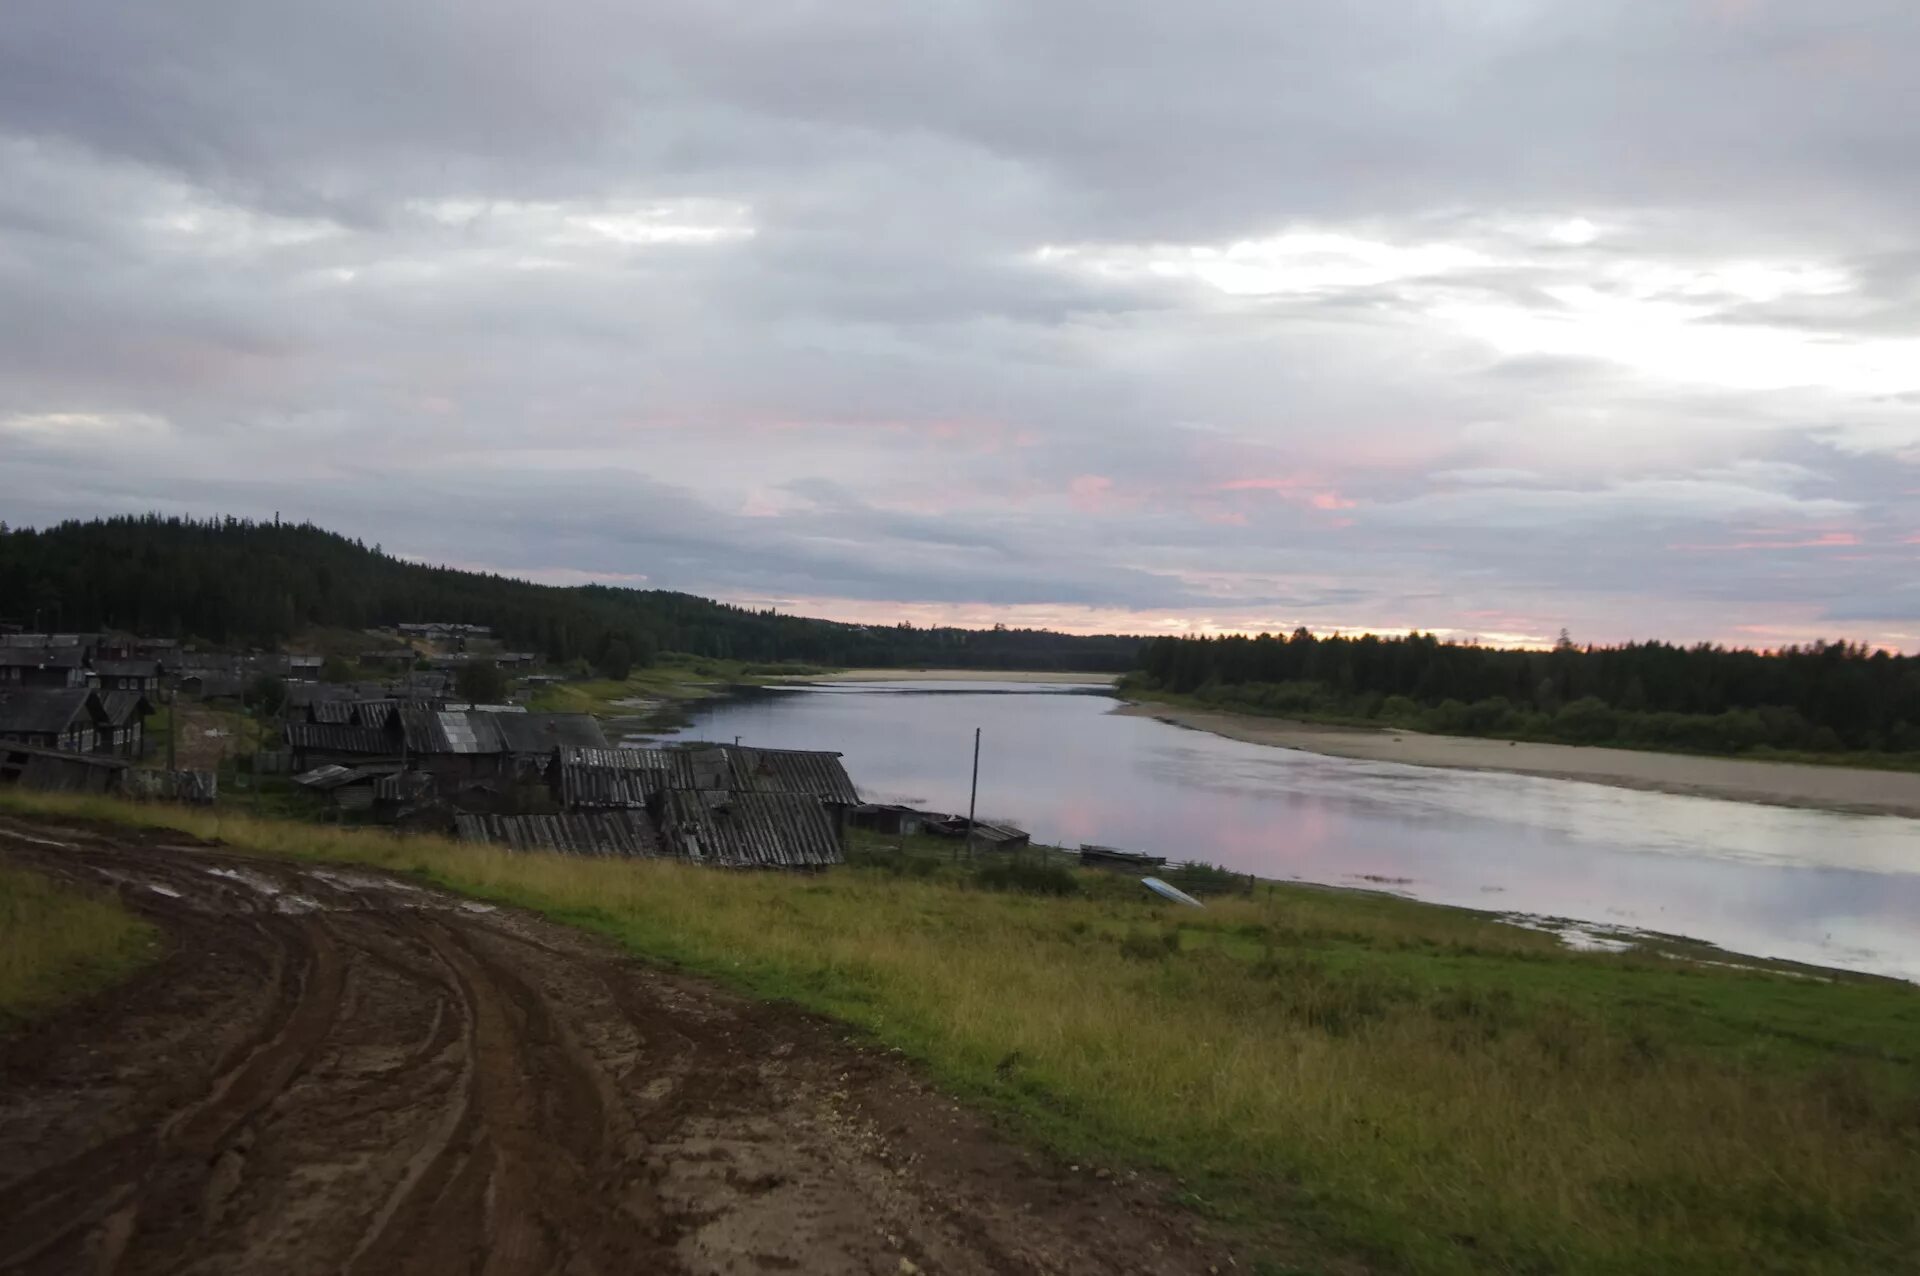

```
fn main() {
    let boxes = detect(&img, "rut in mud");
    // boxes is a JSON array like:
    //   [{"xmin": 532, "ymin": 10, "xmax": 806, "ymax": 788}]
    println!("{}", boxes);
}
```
[{"xmin": 0, "ymin": 818, "xmax": 1243, "ymax": 1275}]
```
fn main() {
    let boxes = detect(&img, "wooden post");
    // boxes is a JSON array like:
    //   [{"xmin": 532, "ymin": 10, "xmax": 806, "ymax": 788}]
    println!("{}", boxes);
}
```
[
  {"xmin": 166, "ymin": 688, "xmax": 177, "ymax": 771},
  {"xmin": 964, "ymin": 726, "xmax": 980, "ymax": 862}
]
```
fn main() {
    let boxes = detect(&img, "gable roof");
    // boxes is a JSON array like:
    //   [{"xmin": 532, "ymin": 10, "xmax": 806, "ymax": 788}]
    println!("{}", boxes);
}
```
[
  {"xmin": 0, "ymin": 688, "xmax": 108, "ymax": 736},
  {"xmin": 99, "ymin": 690, "xmax": 154, "ymax": 726}
]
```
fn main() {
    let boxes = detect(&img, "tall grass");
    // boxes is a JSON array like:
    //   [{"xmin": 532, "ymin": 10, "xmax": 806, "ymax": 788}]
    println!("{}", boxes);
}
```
[
  {"xmin": 5, "ymin": 790, "xmax": 1918, "ymax": 1273},
  {"xmin": 0, "ymin": 863, "xmax": 158, "ymax": 1025}
]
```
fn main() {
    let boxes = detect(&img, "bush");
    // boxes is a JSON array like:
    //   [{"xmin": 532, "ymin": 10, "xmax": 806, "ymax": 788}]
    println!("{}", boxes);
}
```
[
  {"xmin": 973, "ymin": 860, "xmax": 1080, "ymax": 897},
  {"xmin": 1551, "ymin": 696, "xmax": 1619, "ymax": 744}
]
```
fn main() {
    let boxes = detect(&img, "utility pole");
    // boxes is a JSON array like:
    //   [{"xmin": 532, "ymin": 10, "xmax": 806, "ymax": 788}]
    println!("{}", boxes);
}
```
[{"xmin": 964, "ymin": 726, "xmax": 980, "ymax": 861}]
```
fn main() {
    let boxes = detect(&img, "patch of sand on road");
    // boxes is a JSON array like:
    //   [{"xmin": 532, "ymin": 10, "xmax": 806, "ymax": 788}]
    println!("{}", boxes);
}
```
[{"xmin": 1117, "ymin": 702, "xmax": 1920, "ymax": 819}]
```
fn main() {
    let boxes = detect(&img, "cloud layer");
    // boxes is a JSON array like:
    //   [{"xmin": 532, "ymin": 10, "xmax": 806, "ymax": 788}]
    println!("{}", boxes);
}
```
[{"xmin": 2, "ymin": 1, "xmax": 1917, "ymax": 647}]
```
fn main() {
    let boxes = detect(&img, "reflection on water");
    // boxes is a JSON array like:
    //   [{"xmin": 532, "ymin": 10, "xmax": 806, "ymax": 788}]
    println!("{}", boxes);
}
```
[{"xmin": 641, "ymin": 681, "xmax": 1920, "ymax": 981}]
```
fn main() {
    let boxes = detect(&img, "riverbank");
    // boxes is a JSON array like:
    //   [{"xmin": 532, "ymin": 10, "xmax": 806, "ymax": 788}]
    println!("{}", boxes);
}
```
[
  {"xmin": 5, "ymin": 792, "xmax": 1917, "ymax": 1274},
  {"xmin": 1118, "ymin": 701, "xmax": 1920, "ymax": 818},
  {"xmin": 786, "ymin": 667, "xmax": 1119, "ymax": 684}
]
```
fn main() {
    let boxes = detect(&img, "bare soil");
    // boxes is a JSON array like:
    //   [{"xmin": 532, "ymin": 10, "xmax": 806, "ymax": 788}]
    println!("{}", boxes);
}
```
[{"xmin": 0, "ymin": 817, "xmax": 1242, "ymax": 1276}]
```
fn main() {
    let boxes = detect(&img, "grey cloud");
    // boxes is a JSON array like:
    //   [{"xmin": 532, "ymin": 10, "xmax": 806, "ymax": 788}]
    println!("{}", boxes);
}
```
[{"xmin": 3, "ymin": 2, "xmax": 1920, "ymax": 648}]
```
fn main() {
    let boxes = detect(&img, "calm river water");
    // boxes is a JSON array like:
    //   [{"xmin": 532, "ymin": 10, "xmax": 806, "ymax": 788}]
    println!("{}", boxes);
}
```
[{"xmin": 641, "ymin": 681, "xmax": 1920, "ymax": 980}]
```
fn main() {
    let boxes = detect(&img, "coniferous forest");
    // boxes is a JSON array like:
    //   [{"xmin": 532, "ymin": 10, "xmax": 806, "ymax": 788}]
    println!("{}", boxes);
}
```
[
  {"xmin": 6, "ymin": 515, "xmax": 1917, "ymax": 757},
  {"xmin": 0, "ymin": 515, "xmax": 1143, "ymax": 672},
  {"xmin": 1132, "ymin": 630, "xmax": 1920, "ymax": 757}
]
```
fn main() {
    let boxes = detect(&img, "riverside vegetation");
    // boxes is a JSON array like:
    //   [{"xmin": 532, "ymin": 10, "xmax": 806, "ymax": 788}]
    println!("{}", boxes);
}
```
[
  {"xmin": 1133, "ymin": 628, "xmax": 1920, "ymax": 767},
  {"xmin": 5, "ymin": 791, "xmax": 1917, "ymax": 1274}
]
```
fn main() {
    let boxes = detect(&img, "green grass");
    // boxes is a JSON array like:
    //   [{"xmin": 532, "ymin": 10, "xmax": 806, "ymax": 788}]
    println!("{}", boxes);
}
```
[
  {"xmin": 0, "ymin": 862, "xmax": 160, "ymax": 1027},
  {"xmin": 523, "ymin": 655, "xmax": 836, "ymax": 720},
  {"xmin": 4, "ymin": 792, "xmax": 1918, "ymax": 1273}
]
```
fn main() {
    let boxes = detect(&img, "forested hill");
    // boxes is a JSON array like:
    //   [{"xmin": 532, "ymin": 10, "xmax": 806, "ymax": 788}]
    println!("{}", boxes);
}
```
[
  {"xmin": 0, "ymin": 515, "xmax": 1143, "ymax": 671},
  {"xmin": 1134, "ymin": 630, "xmax": 1920, "ymax": 755}
]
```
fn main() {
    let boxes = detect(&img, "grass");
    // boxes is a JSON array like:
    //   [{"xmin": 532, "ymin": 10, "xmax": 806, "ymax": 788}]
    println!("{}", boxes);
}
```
[
  {"xmin": 0, "ymin": 862, "xmax": 160, "ymax": 1027},
  {"xmin": 4, "ymin": 792, "xmax": 1918, "ymax": 1273},
  {"xmin": 523, "ymin": 655, "xmax": 836, "ymax": 723}
]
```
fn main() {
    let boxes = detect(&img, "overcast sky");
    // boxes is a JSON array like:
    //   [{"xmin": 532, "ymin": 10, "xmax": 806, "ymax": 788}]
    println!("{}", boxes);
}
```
[{"xmin": 2, "ymin": 2, "xmax": 1917, "ymax": 649}]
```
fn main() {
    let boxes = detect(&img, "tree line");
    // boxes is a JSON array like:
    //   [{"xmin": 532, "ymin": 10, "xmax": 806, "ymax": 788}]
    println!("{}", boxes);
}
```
[
  {"xmin": 1133, "ymin": 629, "xmax": 1920, "ymax": 755},
  {"xmin": 0, "ymin": 515, "xmax": 1143, "ymax": 672}
]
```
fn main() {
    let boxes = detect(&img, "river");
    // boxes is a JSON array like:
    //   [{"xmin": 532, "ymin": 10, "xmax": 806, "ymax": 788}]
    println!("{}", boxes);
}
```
[{"xmin": 639, "ymin": 680, "xmax": 1920, "ymax": 981}]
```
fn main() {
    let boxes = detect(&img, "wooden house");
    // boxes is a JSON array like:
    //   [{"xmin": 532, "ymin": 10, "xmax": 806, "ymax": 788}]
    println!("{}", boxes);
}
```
[
  {"xmin": 97, "ymin": 691, "xmax": 154, "ymax": 758},
  {"xmin": 0, "ymin": 688, "xmax": 110, "ymax": 753},
  {"xmin": 0, "ymin": 648, "xmax": 88, "ymax": 688},
  {"xmin": 92, "ymin": 659, "xmax": 161, "ymax": 693}
]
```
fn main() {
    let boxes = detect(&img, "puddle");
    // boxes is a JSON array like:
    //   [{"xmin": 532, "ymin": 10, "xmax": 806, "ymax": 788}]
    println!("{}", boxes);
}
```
[{"xmin": 1499, "ymin": 913, "xmax": 1642, "ymax": 954}]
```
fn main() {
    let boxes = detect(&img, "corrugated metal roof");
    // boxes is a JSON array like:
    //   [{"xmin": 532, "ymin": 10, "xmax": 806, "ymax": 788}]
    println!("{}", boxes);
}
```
[
  {"xmin": 453, "ymin": 810, "xmax": 662, "ymax": 857},
  {"xmin": 284, "ymin": 722, "xmax": 397, "ymax": 756},
  {"xmin": 657, "ymin": 788, "xmax": 844, "ymax": 868},
  {"xmin": 727, "ymin": 746, "xmax": 860, "ymax": 805},
  {"xmin": 399, "ymin": 709, "xmax": 603, "ymax": 755},
  {"xmin": 495, "ymin": 712, "xmax": 607, "ymax": 755}
]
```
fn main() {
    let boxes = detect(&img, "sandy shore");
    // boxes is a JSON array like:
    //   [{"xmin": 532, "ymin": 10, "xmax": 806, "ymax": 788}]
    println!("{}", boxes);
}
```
[
  {"xmin": 1117, "ymin": 702, "xmax": 1920, "ymax": 819},
  {"xmin": 796, "ymin": 668, "xmax": 1119, "ymax": 684}
]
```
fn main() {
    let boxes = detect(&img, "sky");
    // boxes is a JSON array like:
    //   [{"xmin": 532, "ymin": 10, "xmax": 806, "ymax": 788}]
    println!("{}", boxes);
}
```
[{"xmin": 1, "ymin": 2, "xmax": 1917, "ymax": 650}]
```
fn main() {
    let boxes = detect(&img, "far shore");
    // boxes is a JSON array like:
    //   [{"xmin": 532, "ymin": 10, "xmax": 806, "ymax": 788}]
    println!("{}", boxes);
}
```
[
  {"xmin": 1117, "ymin": 701, "xmax": 1920, "ymax": 819},
  {"xmin": 785, "ymin": 668, "xmax": 1120, "ymax": 685}
]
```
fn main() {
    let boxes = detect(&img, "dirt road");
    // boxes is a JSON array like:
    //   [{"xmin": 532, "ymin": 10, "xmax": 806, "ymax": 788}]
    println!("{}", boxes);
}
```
[{"xmin": 0, "ymin": 819, "xmax": 1235, "ymax": 1275}]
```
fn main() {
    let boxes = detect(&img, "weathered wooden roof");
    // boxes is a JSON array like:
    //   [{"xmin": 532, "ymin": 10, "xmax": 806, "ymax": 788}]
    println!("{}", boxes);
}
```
[
  {"xmin": 0, "ymin": 688, "xmax": 107, "ymax": 735},
  {"xmin": 0, "ymin": 741, "xmax": 128, "ymax": 792},
  {"xmin": 292, "ymin": 762, "xmax": 402, "ymax": 790},
  {"xmin": 93, "ymin": 659, "xmax": 159, "ymax": 678},
  {"xmin": 0, "ymin": 648, "xmax": 86, "ymax": 669},
  {"xmin": 453, "ymin": 810, "xmax": 662, "ymax": 857},
  {"xmin": 98, "ymin": 691, "xmax": 154, "ymax": 726},
  {"xmin": 657, "ymin": 788, "xmax": 844, "ymax": 868}
]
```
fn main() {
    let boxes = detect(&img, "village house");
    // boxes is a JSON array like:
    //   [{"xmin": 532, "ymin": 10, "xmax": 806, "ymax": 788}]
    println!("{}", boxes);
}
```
[
  {"xmin": 0, "ymin": 688, "xmax": 111, "ymax": 753},
  {"xmin": 92, "ymin": 659, "xmax": 161, "ymax": 693},
  {"xmin": 0, "ymin": 741, "xmax": 128, "ymax": 795},
  {"xmin": 97, "ymin": 690, "xmax": 154, "ymax": 757},
  {"xmin": 527, "ymin": 742, "xmax": 857, "ymax": 867},
  {"xmin": 0, "ymin": 648, "xmax": 88, "ymax": 688}
]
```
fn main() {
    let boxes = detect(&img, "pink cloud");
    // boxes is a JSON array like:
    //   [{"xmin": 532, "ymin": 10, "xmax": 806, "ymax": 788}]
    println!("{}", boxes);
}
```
[
  {"xmin": 1216, "ymin": 474, "xmax": 1357, "ymax": 513},
  {"xmin": 1670, "ymin": 530, "xmax": 1861, "ymax": 551}
]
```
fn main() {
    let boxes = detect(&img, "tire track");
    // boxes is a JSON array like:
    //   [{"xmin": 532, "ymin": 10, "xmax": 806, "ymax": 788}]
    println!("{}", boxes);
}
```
[{"xmin": 0, "ymin": 823, "xmax": 1249, "ymax": 1276}]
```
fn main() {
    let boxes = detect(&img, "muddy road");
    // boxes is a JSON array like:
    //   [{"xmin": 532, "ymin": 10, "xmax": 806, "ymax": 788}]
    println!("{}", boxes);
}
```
[{"xmin": 0, "ymin": 819, "xmax": 1239, "ymax": 1275}]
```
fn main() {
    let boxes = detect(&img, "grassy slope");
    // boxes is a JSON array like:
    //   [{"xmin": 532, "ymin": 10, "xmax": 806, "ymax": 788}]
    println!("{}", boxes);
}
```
[
  {"xmin": 522, "ymin": 655, "xmax": 835, "ymax": 721},
  {"xmin": 3, "ymin": 792, "xmax": 1917, "ymax": 1274},
  {"xmin": 1126, "ymin": 686, "xmax": 1920, "ymax": 775},
  {"xmin": 0, "ymin": 862, "xmax": 159, "ymax": 1027}
]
